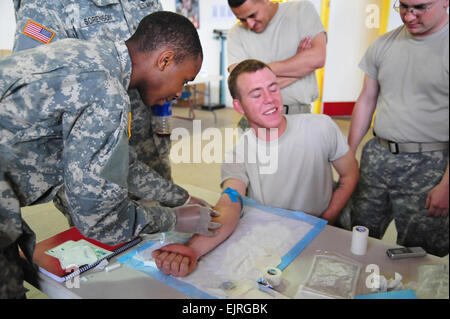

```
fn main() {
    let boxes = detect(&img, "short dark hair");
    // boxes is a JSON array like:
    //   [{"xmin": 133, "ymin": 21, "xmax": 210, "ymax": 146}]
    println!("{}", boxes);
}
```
[
  {"xmin": 228, "ymin": 0, "xmax": 248, "ymax": 8},
  {"xmin": 128, "ymin": 11, "xmax": 203, "ymax": 63},
  {"xmin": 228, "ymin": 59, "xmax": 272, "ymax": 99},
  {"xmin": 228, "ymin": 0, "xmax": 264, "ymax": 8}
]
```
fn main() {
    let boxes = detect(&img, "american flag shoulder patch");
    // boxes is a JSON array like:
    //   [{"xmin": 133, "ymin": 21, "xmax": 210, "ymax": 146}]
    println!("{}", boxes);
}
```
[{"xmin": 23, "ymin": 20, "xmax": 55, "ymax": 44}]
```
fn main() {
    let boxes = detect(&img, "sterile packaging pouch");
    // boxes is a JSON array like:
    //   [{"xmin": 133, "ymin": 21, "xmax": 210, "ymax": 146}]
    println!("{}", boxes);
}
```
[
  {"xmin": 298, "ymin": 253, "xmax": 362, "ymax": 299},
  {"xmin": 46, "ymin": 239, "xmax": 111, "ymax": 271},
  {"xmin": 58, "ymin": 245, "xmax": 99, "ymax": 270}
]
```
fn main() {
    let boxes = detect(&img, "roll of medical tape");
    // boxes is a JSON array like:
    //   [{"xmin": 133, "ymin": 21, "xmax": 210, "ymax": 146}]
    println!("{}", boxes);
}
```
[
  {"xmin": 351, "ymin": 225, "xmax": 369, "ymax": 255},
  {"xmin": 263, "ymin": 267, "xmax": 282, "ymax": 286}
]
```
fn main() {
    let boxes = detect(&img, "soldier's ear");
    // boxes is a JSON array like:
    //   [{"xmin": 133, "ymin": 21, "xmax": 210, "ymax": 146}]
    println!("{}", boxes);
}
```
[
  {"xmin": 233, "ymin": 98, "xmax": 245, "ymax": 115},
  {"xmin": 157, "ymin": 50, "xmax": 175, "ymax": 71}
]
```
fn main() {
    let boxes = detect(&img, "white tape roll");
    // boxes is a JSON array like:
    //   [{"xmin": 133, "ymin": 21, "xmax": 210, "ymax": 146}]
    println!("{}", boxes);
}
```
[
  {"xmin": 263, "ymin": 267, "xmax": 282, "ymax": 286},
  {"xmin": 351, "ymin": 226, "xmax": 369, "ymax": 255}
]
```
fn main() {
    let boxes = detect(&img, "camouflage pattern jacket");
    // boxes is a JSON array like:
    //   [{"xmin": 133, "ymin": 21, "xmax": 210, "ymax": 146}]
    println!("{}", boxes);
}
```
[
  {"xmin": 0, "ymin": 39, "xmax": 185, "ymax": 245},
  {"xmin": 12, "ymin": 0, "xmax": 175, "ymax": 181}
]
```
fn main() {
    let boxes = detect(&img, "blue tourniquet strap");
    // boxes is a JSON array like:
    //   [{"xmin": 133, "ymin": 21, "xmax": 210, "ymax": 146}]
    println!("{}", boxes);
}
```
[{"xmin": 222, "ymin": 187, "xmax": 244, "ymax": 217}]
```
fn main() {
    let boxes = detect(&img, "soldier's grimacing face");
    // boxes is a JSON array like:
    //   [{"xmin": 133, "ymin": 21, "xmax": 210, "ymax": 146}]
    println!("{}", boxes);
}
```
[
  {"xmin": 234, "ymin": 67, "xmax": 284, "ymax": 130},
  {"xmin": 139, "ymin": 54, "xmax": 202, "ymax": 106}
]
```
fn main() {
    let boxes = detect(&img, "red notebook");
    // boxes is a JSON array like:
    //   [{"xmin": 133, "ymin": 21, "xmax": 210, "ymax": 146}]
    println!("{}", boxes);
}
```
[{"xmin": 33, "ymin": 227, "xmax": 141, "ymax": 282}]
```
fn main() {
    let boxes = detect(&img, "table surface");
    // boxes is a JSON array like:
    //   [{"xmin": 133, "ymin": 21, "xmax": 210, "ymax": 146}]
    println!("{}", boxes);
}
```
[
  {"xmin": 35, "ymin": 184, "xmax": 447, "ymax": 299},
  {"xmin": 36, "ymin": 219, "xmax": 447, "ymax": 299}
]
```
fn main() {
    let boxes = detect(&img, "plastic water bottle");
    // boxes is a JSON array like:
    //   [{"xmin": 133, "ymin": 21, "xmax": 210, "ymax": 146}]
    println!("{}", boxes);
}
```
[{"xmin": 153, "ymin": 102, "xmax": 172, "ymax": 136}]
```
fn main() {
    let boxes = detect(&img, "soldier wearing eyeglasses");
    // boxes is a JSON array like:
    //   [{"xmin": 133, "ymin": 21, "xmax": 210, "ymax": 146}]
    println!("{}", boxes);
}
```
[{"xmin": 346, "ymin": 0, "xmax": 449, "ymax": 257}]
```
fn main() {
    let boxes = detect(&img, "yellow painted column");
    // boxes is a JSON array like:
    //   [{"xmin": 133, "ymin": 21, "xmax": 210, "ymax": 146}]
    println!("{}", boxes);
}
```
[
  {"xmin": 313, "ymin": 0, "xmax": 330, "ymax": 114},
  {"xmin": 379, "ymin": 0, "xmax": 392, "ymax": 35}
]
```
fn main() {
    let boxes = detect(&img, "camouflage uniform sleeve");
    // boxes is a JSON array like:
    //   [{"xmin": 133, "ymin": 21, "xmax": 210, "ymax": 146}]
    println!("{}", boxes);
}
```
[
  {"xmin": 12, "ymin": 0, "xmax": 69, "ymax": 52},
  {"xmin": 127, "ymin": 147, "xmax": 189, "ymax": 207},
  {"xmin": 63, "ymin": 73, "xmax": 176, "ymax": 245}
]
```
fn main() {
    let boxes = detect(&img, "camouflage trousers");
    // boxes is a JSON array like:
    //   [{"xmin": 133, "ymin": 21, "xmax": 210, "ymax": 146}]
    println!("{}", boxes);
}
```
[
  {"xmin": 237, "ymin": 103, "xmax": 312, "ymax": 131},
  {"xmin": 0, "ymin": 172, "xmax": 39, "ymax": 299},
  {"xmin": 351, "ymin": 138, "xmax": 449, "ymax": 257}
]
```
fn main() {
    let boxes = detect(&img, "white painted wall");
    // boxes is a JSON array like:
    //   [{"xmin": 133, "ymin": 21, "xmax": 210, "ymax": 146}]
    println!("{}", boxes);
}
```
[
  {"xmin": 161, "ymin": 0, "xmax": 236, "ymax": 107},
  {"xmin": 322, "ymin": 0, "xmax": 382, "ymax": 104},
  {"xmin": 322, "ymin": 0, "xmax": 404, "ymax": 106},
  {"xmin": 0, "ymin": 1, "xmax": 15, "ymax": 51}
]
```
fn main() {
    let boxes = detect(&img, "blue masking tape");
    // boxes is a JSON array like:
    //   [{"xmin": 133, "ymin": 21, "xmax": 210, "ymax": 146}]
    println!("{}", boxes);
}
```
[
  {"xmin": 222, "ymin": 187, "xmax": 245, "ymax": 218},
  {"xmin": 222, "ymin": 187, "xmax": 244, "ymax": 207}
]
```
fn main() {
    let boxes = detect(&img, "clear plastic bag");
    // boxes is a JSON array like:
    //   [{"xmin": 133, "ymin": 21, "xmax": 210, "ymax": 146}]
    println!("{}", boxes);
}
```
[
  {"xmin": 405, "ymin": 265, "xmax": 449, "ymax": 299},
  {"xmin": 298, "ymin": 252, "xmax": 362, "ymax": 299}
]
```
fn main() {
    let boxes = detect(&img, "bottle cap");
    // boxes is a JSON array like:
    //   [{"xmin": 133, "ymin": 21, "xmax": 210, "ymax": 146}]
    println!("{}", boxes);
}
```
[{"xmin": 153, "ymin": 102, "xmax": 172, "ymax": 117}]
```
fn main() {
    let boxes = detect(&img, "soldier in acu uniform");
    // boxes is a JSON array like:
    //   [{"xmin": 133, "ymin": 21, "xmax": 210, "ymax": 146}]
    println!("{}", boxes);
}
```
[
  {"xmin": 347, "ymin": 0, "xmax": 449, "ymax": 257},
  {"xmin": 12, "ymin": 1, "xmax": 203, "ymax": 224},
  {"xmin": 0, "ymin": 12, "xmax": 220, "ymax": 299}
]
